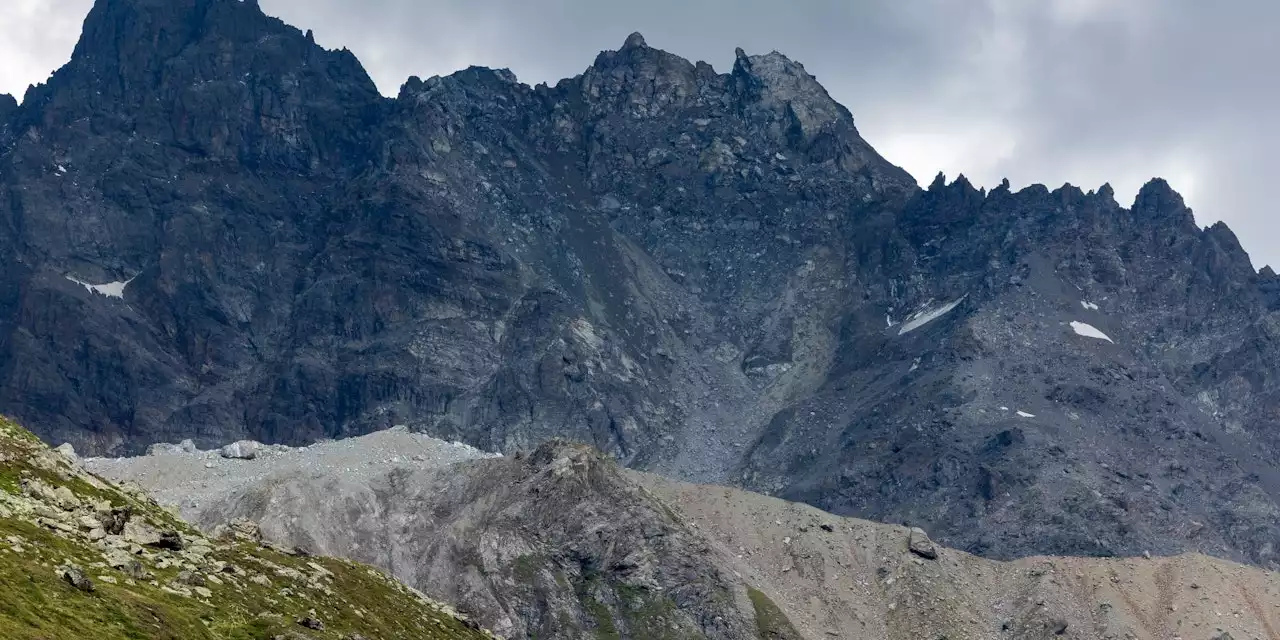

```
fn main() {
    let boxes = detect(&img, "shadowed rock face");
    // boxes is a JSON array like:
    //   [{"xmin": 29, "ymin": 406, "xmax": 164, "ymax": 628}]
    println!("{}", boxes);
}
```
[{"xmin": 4, "ymin": 0, "xmax": 1280, "ymax": 568}]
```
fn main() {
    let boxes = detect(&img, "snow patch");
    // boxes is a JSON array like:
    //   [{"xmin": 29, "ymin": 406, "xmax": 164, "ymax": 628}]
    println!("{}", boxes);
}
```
[
  {"xmin": 56, "ymin": 165, "xmax": 67, "ymax": 174},
  {"xmin": 570, "ymin": 318, "xmax": 604, "ymax": 351},
  {"xmin": 897, "ymin": 295, "xmax": 966, "ymax": 335},
  {"xmin": 1016, "ymin": 410, "xmax": 1036, "ymax": 418},
  {"xmin": 999, "ymin": 406, "xmax": 1009, "ymax": 411},
  {"xmin": 66, "ymin": 275, "xmax": 134, "ymax": 299},
  {"xmin": 1080, "ymin": 300, "xmax": 1099, "ymax": 311},
  {"xmin": 1070, "ymin": 321, "xmax": 1113, "ymax": 343}
]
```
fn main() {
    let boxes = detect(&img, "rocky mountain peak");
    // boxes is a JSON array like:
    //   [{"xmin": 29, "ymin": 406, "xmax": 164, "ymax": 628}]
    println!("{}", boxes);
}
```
[
  {"xmin": 0, "ymin": 93, "xmax": 16, "ymax": 119},
  {"xmin": 730, "ymin": 48, "xmax": 851, "ymax": 133},
  {"xmin": 1097, "ymin": 181, "xmax": 1116, "ymax": 203},
  {"xmin": 621, "ymin": 31, "xmax": 648, "ymax": 49},
  {"xmin": 20, "ymin": 0, "xmax": 379, "ymax": 131},
  {"xmin": 1132, "ymin": 177, "xmax": 1194, "ymax": 223}
]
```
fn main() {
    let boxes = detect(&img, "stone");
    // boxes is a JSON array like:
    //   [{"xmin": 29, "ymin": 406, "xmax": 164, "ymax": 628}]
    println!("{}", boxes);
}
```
[
  {"xmin": 153, "ymin": 530, "xmax": 185, "ymax": 551},
  {"xmin": 123, "ymin": 560, "xmax": 148, "ymax": 580},
  {"xmin": 51, "ymin": 486, "xmax": 81, "ymax": 511},
  {"xmin": 102, "ymin": 505, "xmax": 132, "ymax": 535},
  {"xmin": 228, "ymin": 519, "xmax": 263, "ymax": 543},
  {"xmin": 908, "ymin": 527, "xmax": 938, "ymax": 560},
  {"xmin": 60, "ymin": 565, "xmax": 94, "ymax": 592},
  {"xmin": 105, "ymin": 549, "xmax": 132, "ymax": 569},
  {"xmin": 297, "ymin": 616, "xmax": 325, "ymax": 630},
  {"xmin": 55, "ymin": 443, "xmax": 77, "ymax": 462},
  {"xmin": 180, "ymin": 439, "xmax": 198, "ymax": 454},
  {"xmin": 220, "ymin": 441, "xmax": 261, "ymax": 460},
  {"xmin": 175, "ymin": 569, "xmax": 206, "ymax": 587},
  {"xmin": 122, "ymin": 520, "xmax": 161, "ymax": 546}
]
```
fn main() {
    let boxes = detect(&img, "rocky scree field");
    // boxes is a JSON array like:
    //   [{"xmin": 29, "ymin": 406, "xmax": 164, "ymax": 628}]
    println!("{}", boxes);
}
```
[{"xmin": 91, "ymin": 430, "xmax": 1280, "ymax": 640}]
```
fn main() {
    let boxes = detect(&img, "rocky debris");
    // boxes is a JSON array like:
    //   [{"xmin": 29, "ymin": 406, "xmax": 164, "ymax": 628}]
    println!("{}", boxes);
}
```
[
  {"xmin": 59, "ymin": 564, "xmax": 93, "ymax": 592},
  {"xmin": 220, "ymin": 441, "xmax": 261, "ymax": 460},
  {"xmin": 103, "ymin": 432, "xmax": 1280, "ymax": 640},
  {"xmin": 89, "ymin": 427, "xmax": 499, "ymax": 517},
  {"xmin": 147, "ymin": 443, "xmax": 186, "ymax": 456},
  {"xmin": 907, "ymin": 527, "xmax": 938, "ymax": 560}
]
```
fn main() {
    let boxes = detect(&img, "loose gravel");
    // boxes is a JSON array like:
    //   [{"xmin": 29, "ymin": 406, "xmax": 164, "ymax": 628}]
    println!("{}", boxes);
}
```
[{"xmin": 84, "ymin": 426, "xmax": 500, "ymax": 514}]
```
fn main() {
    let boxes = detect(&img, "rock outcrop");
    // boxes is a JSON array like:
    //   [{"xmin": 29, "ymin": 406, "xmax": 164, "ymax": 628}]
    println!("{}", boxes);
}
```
[{"xmin": 3, "ymin": 0, "xmax": 1280, "ymax": 570}]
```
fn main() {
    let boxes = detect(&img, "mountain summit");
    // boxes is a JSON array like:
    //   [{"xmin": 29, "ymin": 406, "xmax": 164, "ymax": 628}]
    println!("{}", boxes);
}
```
[{"xmin": 2, "ymin": 0, "xmax": 1280, "ymax": 569}]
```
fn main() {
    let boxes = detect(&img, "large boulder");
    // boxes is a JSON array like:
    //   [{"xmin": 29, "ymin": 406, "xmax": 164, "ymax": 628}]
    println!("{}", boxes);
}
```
[{"xmin": 220, "ymin": 441, "xmax": 261, "ymax": 460}]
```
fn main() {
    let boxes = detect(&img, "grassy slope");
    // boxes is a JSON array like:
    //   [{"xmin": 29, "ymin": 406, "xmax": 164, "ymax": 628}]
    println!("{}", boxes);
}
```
[{"xmin": 0, "ymin": 416, "xmax": 495, "ymax": 640}]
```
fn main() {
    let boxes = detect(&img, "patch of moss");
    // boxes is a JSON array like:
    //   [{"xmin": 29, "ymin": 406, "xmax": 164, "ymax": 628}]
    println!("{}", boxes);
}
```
[
  {"xmin": 582, "ymin": 594, "xmax": 620, "ymax": 640},
  {"xmin": 616, "ymin": 584, "xmax": 700, "ymax": 640},
  {"xmin": 747, "ymin": 586, "xmax": 801, "ymax": 640},
  {"xmin": 513, "ymin": 553, "xmax": 544, "ymax": 584}
]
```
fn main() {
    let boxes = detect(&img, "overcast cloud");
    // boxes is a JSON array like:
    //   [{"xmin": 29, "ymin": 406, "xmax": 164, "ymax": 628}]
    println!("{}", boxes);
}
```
[{"xmin": 3, "ymin": 0, "xmax": 1278, "ymax": 267}]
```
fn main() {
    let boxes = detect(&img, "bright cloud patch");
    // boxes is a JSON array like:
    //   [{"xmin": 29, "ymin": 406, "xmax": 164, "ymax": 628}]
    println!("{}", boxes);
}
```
[{"xmin": 1070, "ymin": 321, "xmax": 1113, "ymax": 343}]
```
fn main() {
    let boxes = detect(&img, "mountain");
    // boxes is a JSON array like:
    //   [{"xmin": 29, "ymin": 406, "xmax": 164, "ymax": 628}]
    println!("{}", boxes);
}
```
[
  {"xmin": 88, "ymin": 430, "xmax": 1280, "ymax": 640},
  {"xmin": 0, "ymin": 416, "xmax": 496, "ymax": 639},
  {"xmin": 3, "ymin": 0, "xmax": 1280, "ymax": 569}
]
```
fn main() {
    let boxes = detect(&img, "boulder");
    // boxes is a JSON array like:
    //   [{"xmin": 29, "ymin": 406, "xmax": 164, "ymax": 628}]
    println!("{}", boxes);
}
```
[
  {"xmin": 908, "ymin": 527, "xmax": 939, "ymax": 560},
  {"xmin": 54, "ymin": 443, "xmax": 77, "ymax": 462},
  {"xmin": 122, "ymin": 520, "xmax": 162, "ymax": 546},
  {"xmin": 154, "ymin": 530, "xmax": 186, "ymax": 551},
  {"xmin": 220, "ymin": 440, "xmax": 261, "ymax": 460},
  {"xmin": 60, "ymin": 565, "xmax": 94, "ymax": 592}
]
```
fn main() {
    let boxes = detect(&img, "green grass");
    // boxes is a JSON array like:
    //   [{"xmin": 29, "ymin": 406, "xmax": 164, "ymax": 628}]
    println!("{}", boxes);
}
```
[
  {"xmin": 513, "ymin": 553, "xmax": 544, "ymax": 585},
  {"xmin": 746, "ymin": 587, "xmax": 801, "ymax": 640}
]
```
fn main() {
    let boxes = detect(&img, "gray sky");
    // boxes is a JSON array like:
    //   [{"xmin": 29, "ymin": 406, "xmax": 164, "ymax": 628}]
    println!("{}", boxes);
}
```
[{"xmin": 4, "ymin": 0, "xmax": 1278, "ymax": 268}]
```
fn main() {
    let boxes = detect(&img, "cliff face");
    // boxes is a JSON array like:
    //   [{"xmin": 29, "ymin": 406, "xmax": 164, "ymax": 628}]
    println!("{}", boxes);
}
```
[{"xmin": 4, "ymin": 0, "xmax": 1280, "ymax": 567}]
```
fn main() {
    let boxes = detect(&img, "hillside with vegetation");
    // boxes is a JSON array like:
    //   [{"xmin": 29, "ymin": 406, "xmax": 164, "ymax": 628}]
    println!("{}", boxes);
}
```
[{"xmin": 0, "ymin": 416, "xmax": 495, "ymax": 640}]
